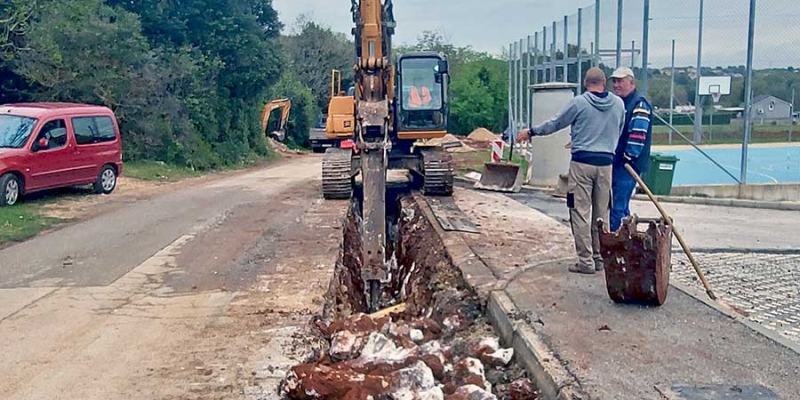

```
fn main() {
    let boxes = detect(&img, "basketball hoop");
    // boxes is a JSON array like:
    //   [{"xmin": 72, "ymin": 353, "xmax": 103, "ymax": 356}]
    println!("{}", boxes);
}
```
[
  {"xmin": 709, "ymin": 85, "xmax": 722, "ymax": 104},
  {"xmin": 699, "ymin": 77, "xmax": 730, "ymax": 104}
]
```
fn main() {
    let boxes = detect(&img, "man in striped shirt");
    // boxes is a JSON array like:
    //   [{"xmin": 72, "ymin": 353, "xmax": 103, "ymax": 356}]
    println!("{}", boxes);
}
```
[{"xmin": 610, "ymin": 67, "xmax": 653, "ymax": 232}]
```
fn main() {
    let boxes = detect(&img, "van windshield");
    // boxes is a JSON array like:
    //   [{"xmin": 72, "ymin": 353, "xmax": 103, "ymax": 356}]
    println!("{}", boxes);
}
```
[{"xmin": 0, "ymin": 114, "xmax": 37, "ymax": 149}]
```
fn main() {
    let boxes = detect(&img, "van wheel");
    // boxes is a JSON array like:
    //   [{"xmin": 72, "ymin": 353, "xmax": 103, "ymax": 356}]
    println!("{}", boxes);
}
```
[
  {"xmin": 1, "ymin": 173, "xmax": 21, "ymax": 206},
  {"xmin": 94, "ymin": 165, "xmax": 117, "ymax": 195}
]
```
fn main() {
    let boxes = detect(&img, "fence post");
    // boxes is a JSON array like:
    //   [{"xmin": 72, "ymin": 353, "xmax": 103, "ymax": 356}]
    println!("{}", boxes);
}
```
[
  {"xmin": 670, "ymin": 39, "xmax": 676, "ymax": 144},
  {"xmin": 594, "ymin": 0, "xmax": 600, "ymax": 67},
  {"xmin": 518, "ymin": 38, "xmax": 524, "ymax": 130},
  {"xmin": 694, "ymin": 0, "xmax": 705, "ymax": 143},
  {"xmin": 563, "ymin": 15, "xmax": 569, "ymax": 83},
  {"xmin": 631, "ymin": 40, "xmax": 635, "ymax": 68},
  {"xmin": 616, "ymin": 0, "xmax": 623, "ymax": 68},
  {"xmin": 552, "ymin": 21, "xmax": 558, "ymax": 82},
  {"xmin": 527, "ymin": 35, "xmax": 532, "ymax": 127},
  {"xmin": 577, "ymin": 8, "xmax": 583, "ymax": 92},
  {"xmin": 534, "ymin": 32, "xmax": 539, "ymax": 86},
  {"xmin": 741, "ymin": 0, "xmax": 757, "ymax": 187},
  {"xmin": 543, "ymin": 26, "xmax": 548, "ymax": 82},
  {"xmin": 508, "ymin": 43, "xmax": 513, "ymax": 131},
  {"xmin": 642, "ymin": 0, "xmax": 650, "ymax": 97}
]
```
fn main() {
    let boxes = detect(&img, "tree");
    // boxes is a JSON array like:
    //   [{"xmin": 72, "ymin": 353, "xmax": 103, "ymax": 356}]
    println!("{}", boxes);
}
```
[
  {"xmin": 398, "ymin": 29, "xmax": 508, "ymax": 135},
  {"xmin": 103, "ymin": 0, "xmax": 285, "ymax": 166},
  {"xmin": 449, "ymin": 58, "xmax": 508, "ymax": 135},
  {"xmin": 268, "ymin": 73, "xmax": 316, "ymax": 148},
  {"xmin": 281, "ymin": 17, "xmax": 355, "ymax": 111}
]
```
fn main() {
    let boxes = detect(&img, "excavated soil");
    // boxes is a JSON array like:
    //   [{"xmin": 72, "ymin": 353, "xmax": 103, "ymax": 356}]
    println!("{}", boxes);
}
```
[{"xmin": 279, "ymin": 189, "xmax": 538, "ymax": 400}]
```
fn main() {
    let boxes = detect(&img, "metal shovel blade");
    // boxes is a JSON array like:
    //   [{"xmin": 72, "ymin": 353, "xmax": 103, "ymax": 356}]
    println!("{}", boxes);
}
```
[{"xmin": 473, "ymin": 162, "xmax": 523, "ymax": 193}]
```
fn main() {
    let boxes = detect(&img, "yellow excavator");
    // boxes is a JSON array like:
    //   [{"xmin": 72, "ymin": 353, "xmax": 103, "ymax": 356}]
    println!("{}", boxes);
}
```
[
  {"xmin": 321, "ymin": 0, "xmax": 454, "ymax": 311},
  {"xmin": 261, "ymin": 98, "xmax": 291, "ymax": 142}
]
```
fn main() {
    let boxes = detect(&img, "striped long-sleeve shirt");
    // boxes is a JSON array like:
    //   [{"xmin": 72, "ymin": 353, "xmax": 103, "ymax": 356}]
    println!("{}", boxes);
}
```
[
  {"xmin": 625, "ymin": 100, "xmax": 652, "ymax": 160},
  {"xmin": 615, "ymin": 90, "xmax": 653, "ymax": 173}
]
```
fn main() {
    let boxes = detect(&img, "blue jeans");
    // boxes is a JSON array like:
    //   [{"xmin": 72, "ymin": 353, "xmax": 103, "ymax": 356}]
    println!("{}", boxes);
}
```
[{"xmin": 611, "ymin": 165, "xmax": 638, "ymax": 232}]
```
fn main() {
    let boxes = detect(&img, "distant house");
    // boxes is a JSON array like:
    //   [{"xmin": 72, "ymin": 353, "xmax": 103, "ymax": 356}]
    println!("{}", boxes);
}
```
[{"xmin": 751, "ymin": 95, "xmax": 792, "ymax": 124}]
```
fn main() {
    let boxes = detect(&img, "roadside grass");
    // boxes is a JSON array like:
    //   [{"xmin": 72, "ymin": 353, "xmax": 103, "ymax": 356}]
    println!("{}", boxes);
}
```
[
  {"xmin": 0, "ymin": 203, "xmax": 64, "ymax": 245},
  {"xmin": 124, "ymin": 150, "xmax": 283, "ymax": 183},
  {"xmin": 123, "ymin": 161, "xmax": 204, "ymax": 182}
]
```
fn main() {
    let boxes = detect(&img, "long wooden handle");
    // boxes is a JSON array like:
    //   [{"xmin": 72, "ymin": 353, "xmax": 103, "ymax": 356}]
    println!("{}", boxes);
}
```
[{"xmin": 624, "ymin": 164, "xmax": 717, "ymax": 301}]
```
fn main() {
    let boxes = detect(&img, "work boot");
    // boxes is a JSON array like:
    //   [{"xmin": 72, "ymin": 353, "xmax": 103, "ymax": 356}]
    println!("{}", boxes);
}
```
[
  {"xmin": 568, "ymin": 263, "xmax": 596, "ymax": 275},
  {"xmin": 594, "ymin": 258, "xmax": 605, "ymax": 272}
]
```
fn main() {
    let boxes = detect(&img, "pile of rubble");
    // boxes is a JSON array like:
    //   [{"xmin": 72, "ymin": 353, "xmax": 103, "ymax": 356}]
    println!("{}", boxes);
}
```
[
  {"xmin": 279, "ymin": 311, "xmax": 536, "ymax": 400},
  {"xmin": 279, "ymin": 197, "xmax": 538, "ymax": 400},
  {"xmin": 268, "ymin": 138, "xmax": 304, "ymax": 155}
]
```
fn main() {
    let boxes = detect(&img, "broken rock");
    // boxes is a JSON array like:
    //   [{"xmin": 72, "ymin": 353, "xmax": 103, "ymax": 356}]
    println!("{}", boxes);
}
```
[
  {"xmin": 509, "ymin": 378, "xmax": 538, "ymax": 400},
  {"xmin": 481, "ymin": 348, "xmax": 514, "ymax": 368},
  {"xmin": 330, "ymin": 330, "xmax": 366, "ymax": 361},
  {"xmin": 355, "ymin": 332, "xmax": 414, "ymax": 366},
  {"xmin": 447, "ymin": 358, "xmax": 491, "ymax": 393},
  {"xmin": 446, "ymin": 384, "xmax": 498, "ymax": 400},
  {"xmin": 387, "ymin": 361, "xmax": 444, "ymax": 400},
  {"xmin": 279, "ymin": 364, "xmax": 388, "ymax": 400}
]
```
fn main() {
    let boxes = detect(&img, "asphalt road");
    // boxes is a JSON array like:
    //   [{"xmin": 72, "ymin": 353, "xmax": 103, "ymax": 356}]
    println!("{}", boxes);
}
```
[{"xmin": 0, "ymin": 155, "xmax": 347, "ymax": 400}]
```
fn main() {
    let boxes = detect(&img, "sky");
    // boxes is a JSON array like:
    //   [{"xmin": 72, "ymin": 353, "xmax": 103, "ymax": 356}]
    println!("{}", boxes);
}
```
[{"xmin": 272, "ymin": 0, "xmax": 800, "ymax": 69}]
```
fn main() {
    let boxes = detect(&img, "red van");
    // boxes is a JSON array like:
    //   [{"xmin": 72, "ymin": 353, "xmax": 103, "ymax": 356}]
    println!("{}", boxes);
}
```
[{"xmin": 0, "ymin": 103, "xmax": 123, "ymax": 206}]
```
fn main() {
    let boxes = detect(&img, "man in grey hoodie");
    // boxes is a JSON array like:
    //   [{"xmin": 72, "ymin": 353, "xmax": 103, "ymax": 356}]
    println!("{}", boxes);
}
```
[{"xmin": 518, "ymin": 68, "xmax": 625, "ymax": 274}]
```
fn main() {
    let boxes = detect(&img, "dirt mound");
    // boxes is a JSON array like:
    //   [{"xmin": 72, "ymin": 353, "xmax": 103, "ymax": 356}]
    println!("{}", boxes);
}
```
[
  {"xmin": 467, "ymin": 128, "xmax": 500, "ymax": 142},
  {"xmin": 442, "ymin": 134, "xmax": 462, "ymax": 144},
  {"xmin": 268, "ymin": 138, "xmax": 304, "ymax": 155}
]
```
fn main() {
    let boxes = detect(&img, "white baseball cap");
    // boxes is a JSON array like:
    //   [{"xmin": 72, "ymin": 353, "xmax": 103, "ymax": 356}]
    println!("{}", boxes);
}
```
[{"xmin": 611, "ymin": 66, "xmax": 635, "ymax": 80}]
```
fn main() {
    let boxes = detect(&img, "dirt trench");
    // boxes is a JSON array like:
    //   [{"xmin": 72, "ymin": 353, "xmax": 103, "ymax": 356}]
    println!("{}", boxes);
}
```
[{"xmin": 279, "ymin": 188, "xmax": 538, "ymax": 400}]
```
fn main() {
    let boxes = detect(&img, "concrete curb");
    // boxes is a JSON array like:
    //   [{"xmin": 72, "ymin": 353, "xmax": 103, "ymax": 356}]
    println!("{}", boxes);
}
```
[
  {"xmin": 634, "ymin": 194, "xmax": 800, "ymax": 211},
  {"xmin": 454, "ymin": 176, "xmax": 548, "ymax": 196},
  {"xmin": 414, "ymin": 192, "xmax": 584, "ymax": 400},
  {"xmin": 487, "ymin": 291, "xmax": 588, "ymax": 400}
]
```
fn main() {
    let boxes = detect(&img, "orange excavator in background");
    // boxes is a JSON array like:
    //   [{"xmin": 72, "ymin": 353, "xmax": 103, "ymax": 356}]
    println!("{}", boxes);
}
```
[
  {"xmin": 261, "ymin": 98, "xmax": 291, "ymax": 142},
  {"xmin": 321, "ymin": 0, "xmax": 454, "ymax": 311}
]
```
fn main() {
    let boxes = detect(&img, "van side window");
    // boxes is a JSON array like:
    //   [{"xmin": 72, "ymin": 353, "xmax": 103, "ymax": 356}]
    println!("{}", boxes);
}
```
[
  {"xmin": 94, "ymin": 116, "xmax": 116, "ymax": 141},
  {"xmin": 73, "ymin": 117, "xmax": 95, "ymax": 145},
  {"xmin": 72, "ymin": 116, "xmax": 117, "ymax": 145},
  {"xmin": 36, "ymin": 119, "xmax": 68, "ymax": 150}
]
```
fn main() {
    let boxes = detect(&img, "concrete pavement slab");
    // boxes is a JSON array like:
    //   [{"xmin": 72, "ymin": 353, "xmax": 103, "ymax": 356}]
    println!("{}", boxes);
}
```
[{"xmin": 446, "ymin": 188, "xmax": 800, "ymax": 400}]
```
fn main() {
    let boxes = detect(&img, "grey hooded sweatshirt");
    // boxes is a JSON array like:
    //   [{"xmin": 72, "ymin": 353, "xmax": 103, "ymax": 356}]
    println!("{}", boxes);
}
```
[{"xmin": 530, "ymin": 91, "xmax": 625, "ymax": 166}]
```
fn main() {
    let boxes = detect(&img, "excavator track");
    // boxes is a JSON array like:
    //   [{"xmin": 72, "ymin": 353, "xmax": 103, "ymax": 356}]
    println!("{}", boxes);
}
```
[
  {"xmin": 322, "ymin": 148, "xmax": 354, "ymax": 200},
  {"xmin": 421, "ymin": 148, "xmax": 454, "ymax": 196}
]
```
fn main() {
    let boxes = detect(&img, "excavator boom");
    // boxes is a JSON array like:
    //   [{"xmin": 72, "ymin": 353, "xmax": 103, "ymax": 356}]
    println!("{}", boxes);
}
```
[
  {"xmin": 261, "ymin": 98, "xmax": 291, "ymax": 142},
  {"xmin": 322, "ymin": 0, "xmax": 454, "ymax": 312},
  {"xmin": 351, "ymin": 0, "xmax": 395, "ymax": 312}
]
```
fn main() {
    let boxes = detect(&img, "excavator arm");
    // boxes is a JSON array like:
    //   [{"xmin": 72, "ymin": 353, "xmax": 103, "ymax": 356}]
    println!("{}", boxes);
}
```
[
  {"xmin": 261, "ymin": 98, "xmax": 291, "ymax": 142},
  {"xmin": 351, "ymin": 0, "xmax": 396, "ymax": 312},
  {"xmin": 323, "ymin": 0, "xmax": 452, "ymax": 312}
]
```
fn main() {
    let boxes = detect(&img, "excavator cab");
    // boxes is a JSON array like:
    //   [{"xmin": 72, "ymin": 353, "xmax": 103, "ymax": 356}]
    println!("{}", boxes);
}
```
[
  {"xmin": 396, "ymin": 52, "xmax": 449, "ymax": 138},
  {"xmin": 326, "ymin": 69, "xmax": 356, "ymax": 140}
]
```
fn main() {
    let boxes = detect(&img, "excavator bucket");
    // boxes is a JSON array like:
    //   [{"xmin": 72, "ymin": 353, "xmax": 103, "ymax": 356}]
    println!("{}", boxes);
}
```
[
  {"xmin": 598, "ymin": 216, "xmax": 673, "ymax": 306},
  {"xmin": 473, "ymin": 161, "xmax": 524, "ymax": 193},
  {"xmin": 269, "ymin": 130, "xmax": 286, "ymax": 142}
]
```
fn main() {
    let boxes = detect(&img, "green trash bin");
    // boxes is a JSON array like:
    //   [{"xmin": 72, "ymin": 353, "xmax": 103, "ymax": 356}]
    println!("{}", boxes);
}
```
[{"xmin": 642, "ymin": 153, "xmax": 679, "ymax": 195}]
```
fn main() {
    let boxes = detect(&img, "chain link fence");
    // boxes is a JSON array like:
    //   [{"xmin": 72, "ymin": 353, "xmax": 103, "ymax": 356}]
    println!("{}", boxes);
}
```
[{"xmin": 507, "ymin": 0, "xmax": 800, "ymax": 185}]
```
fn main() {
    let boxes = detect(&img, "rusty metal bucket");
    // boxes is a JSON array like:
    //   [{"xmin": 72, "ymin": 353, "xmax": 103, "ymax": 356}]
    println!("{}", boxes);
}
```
[
  {"xmin": 473, "ymin": 162, "xmax": 523, "ymax": 193},
  {"xmin": 598, "ymin": 216, "xmax": 673, "ymax": 306}
]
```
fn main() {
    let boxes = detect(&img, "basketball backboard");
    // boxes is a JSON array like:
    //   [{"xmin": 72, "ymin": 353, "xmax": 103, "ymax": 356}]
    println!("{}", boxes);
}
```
[{"xmin": 699, "ymin": 76, "xmax": 732, "ymax": 103}]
